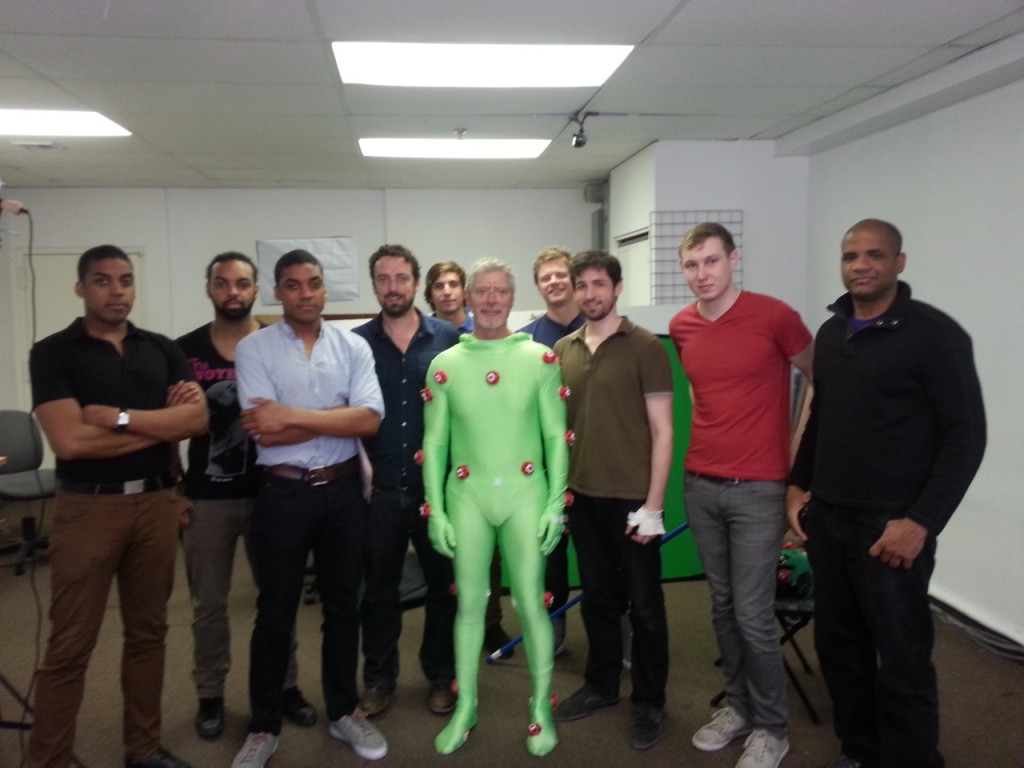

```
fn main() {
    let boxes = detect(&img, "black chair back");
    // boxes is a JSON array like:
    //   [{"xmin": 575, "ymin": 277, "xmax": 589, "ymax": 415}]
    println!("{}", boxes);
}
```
[{"xmin": 0, "ymin": 410, "xmax": 55, "ymax": 500}]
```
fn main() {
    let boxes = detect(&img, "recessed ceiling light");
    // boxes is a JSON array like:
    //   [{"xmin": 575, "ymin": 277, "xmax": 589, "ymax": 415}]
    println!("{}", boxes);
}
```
[
  {"xmin": 334, "ymin": 43, "xmax": 632, "ymax": 88},
  {"xmin": 0, "ymin": 109, "xmax": 130, "ymax": 137},
  {"xmin": 359, "ymin": 138, "xmax": 550, "ymax": 159}
]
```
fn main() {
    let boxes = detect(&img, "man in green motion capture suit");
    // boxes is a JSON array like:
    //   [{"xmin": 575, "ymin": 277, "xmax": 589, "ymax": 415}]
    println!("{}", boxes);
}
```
[{"xmin": 422, "ymin": 258, "xmax": 569, "ymax": 756}]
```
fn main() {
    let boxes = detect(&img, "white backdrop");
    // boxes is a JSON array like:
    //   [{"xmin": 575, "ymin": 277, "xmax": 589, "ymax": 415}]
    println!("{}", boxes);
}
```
[{"xmin": 807, "ymin": 79, "xmax": 1024, "ymax": 645}]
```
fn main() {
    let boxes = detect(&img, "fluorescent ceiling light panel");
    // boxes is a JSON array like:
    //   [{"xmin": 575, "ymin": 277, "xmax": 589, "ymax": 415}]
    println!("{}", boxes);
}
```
[
  {"xmin": 334, "ymin": 43, "xmax": 632, "ymax": 88},
  {"xmin": 0, "ymin": 109, "xmax": 130, "ymax": 137},
  {"xmin": 360, "ymin": 138, "xmax": 550, "ymax": 159}
]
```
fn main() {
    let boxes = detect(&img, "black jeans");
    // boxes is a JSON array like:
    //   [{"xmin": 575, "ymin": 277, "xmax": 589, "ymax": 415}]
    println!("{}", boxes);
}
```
[
  {"xmin": 248, "ymin": 474, "xmax": 365, "ymax": 733},
  {"xmin": 360, "ymin": 487, "xmax": 456, "ymax": 688},
  {"xmin": 805, "ymin": 499, "xmax": 944, "ymax": 768},
  {"xmin": 545, "ymin": 532, "xmax": 570, "ymax": 614},
  {"xmin": 568, "ymin": 492, "xmax": 668, "ymax": 708}
]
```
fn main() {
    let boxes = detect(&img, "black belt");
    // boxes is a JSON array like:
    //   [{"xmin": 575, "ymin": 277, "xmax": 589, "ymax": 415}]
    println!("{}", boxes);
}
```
[
  {"xmin": 263, "ymin": 457, "xmax": 359, "ymax": 486},
  {"xmin": 58, "ymin": 474, "xmax": 176, "ymax": 495},
  {"xmin": 686, "ymin": 470, "xmax": 747, "ymax": 485}
]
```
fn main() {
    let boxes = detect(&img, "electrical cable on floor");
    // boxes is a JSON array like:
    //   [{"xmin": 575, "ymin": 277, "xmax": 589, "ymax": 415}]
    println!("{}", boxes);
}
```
[{"xmin": 930, "ymin": 601, "xmax": 1024, "ymax": 664}]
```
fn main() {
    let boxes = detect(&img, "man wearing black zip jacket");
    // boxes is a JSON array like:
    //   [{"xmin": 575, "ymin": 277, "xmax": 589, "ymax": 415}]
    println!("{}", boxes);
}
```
[{"xmin": 786, "ymin": 219, "xmax": 986, "ymax": 768}]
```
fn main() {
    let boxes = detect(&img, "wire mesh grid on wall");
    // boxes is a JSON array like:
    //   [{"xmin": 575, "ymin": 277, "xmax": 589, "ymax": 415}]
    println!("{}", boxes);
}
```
[{"xmin": 650, "ymin": 210, "xmax": 743, "ymax": 304}]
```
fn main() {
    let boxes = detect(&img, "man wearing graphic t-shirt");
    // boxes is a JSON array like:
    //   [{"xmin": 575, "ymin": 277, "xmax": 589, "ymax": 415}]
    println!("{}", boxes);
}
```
[{"xmin": 177, "ymin": 252, "xmax": 314, "ymax": 742}]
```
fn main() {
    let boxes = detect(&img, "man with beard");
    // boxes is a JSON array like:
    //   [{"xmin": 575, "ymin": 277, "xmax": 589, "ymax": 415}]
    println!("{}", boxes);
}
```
[
  {"xmin": 552, "ymin": 251, "xmax": 673, "ymax": 752},
  {"xmin": 352, "ymin": 244, "xmax": 460, "ymax": 718},
  {"xmin": 177, "ymin": 252, "xmax": 315, "ymax": 742}
]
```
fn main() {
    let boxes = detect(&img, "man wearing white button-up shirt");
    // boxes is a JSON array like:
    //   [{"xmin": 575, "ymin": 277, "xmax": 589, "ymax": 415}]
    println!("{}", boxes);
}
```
[{"xmin": 231, "ymin": 249, "xmax": 387, "ymax": 767}]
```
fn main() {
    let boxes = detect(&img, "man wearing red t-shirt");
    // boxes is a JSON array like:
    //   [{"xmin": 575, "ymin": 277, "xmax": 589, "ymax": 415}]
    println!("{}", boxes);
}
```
[{"xmin": 669, "ymin": 223, "xmax": 812, "ymax": 768}]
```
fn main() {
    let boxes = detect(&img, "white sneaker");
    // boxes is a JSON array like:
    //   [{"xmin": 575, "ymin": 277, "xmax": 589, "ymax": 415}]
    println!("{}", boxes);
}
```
[
  {"xmin": 330, "ymin": 710, "xmax": 388, "ymax": 760},
  {"xmin": 231, "ymin": 732, "xmax": 278, "ymax": 768},
  {"xmin": 692, "ymin": 706, "xmax": 752, "ymax": 751},
  {"xmin": 736, "ymin": 729, "xmax": 790, "ymax": 768}
]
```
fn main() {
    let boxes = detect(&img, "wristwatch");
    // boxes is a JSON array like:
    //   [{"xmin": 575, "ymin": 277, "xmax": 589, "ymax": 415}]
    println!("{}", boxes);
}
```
[{"xmin": 114, "ymin": 408, "xmax": 131, "ymax": 433}]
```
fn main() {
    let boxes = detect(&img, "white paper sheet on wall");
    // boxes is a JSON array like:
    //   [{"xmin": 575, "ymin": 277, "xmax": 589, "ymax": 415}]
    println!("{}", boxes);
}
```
[{"xmin": 255, "ymin": 237, "xmax": 358, "ymax": 305}]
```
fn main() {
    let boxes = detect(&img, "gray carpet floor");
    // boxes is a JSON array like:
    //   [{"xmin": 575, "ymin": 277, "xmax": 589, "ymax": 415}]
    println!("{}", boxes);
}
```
[{"xmin": 1, "ymin": 540, "xmax": 1022, "ymax": 768}]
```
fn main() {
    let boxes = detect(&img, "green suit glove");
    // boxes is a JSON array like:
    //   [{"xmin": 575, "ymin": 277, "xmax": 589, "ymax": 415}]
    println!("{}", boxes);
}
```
[
  {"xmin": 537, "ymin": 513, "xmax": 565, "ymax": 556},
  {"xmin": 425, "ymin": 505, "xmax": 457, "ymax": 559}
]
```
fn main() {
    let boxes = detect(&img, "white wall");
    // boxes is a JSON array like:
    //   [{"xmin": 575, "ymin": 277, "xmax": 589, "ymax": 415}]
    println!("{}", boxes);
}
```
[
  {"xmin": 608, "ymin": 143, "xmax": 657, "ymax": 242},
  {"xmin": 607, "ymin": 140, "xmax": 811, "ymax": 331},
  {"xmin": 808, "ymin": 79, "xmax": 1024, "ymax": 645},
  {"xmin": 652, "ymin": 141, "xmax": 811, "ymax": 317},
  {"xmin": 0, "ymin": 187, "xmax": 597, "ymax": 410}
]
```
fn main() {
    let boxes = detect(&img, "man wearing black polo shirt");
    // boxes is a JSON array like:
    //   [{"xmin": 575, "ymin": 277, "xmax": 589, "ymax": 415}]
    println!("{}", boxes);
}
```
[
  {"xmin": 353, "ymin": 244, "xmax": 460, "ymax": 718},
  {"xmin": 27, "ymin": 244, "xmax": 208, "ymax": 768}
]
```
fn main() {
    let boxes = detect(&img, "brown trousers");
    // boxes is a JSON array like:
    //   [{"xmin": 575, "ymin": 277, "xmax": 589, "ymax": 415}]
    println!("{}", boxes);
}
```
[{"xmin": 27, "ymin": 487, "xmax": 184, "ymax": 768}]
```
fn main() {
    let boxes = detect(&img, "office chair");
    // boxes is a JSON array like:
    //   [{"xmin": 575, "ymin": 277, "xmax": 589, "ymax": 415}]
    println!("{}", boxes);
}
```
[{"xmin": 0, "ymin": 409, "xmax": 56, "ymax": 575}]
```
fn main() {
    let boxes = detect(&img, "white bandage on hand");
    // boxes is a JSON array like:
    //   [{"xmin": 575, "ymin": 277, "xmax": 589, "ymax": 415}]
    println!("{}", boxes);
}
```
[{"xmin": 626, "ymin": 505, "xmax": 665, "ymax": 537}]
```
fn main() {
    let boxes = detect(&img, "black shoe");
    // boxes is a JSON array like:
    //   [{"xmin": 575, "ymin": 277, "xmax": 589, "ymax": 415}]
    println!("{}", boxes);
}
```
[
  {"xmin": 484, "ymin": 624, "xmax": 514, "ymax": 658},
  {"xmin": 282, "ymin": 686, "xmax": 317, "ymax": 727},
  {"xmin": 552, "ymin": 684, "xmax": 619, "ymax": 722},
  {"xmin": 194, "ymin": 697, "xmax": 224, "ymax": 741},
  {"xmin": 630, "ymin": 703, "xmax": 663, "ymax": 751},
  {"xmin": 125, "ymin": 746, "xmax": 192, "ymax": 768}
]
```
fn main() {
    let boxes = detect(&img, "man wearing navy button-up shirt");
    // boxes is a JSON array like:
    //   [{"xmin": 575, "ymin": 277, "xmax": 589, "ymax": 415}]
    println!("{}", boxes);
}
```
[{"xmin": 353, "ymin": 245, "xmax": 460, "ymax": 719}]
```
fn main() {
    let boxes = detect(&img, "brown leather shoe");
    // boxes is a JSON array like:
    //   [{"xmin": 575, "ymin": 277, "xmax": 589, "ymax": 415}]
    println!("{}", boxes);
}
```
[
  {"xmin": 358, "ymin": 686, "xmax": 393, "ymax": 717},
  {"xmin": 426, "ymin": 682, "xmax": 457, "ymax": 715}
]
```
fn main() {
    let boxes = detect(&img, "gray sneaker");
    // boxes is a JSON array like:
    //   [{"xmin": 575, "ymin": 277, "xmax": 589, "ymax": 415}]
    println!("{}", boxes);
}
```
[
  {"xmin": 737, "ymin": 729, "xmax": 790, "ymax": 768},
  {"xmin": 330, "ymin": 710, "xmax": 388, "ymax": 761},
  {"xmin": 231, "ymin": 732, "xmax": 278, "ymax": 768},
  {"xmin": 691, "ymin": 706, "xmax": 752, "ymax": 751}
]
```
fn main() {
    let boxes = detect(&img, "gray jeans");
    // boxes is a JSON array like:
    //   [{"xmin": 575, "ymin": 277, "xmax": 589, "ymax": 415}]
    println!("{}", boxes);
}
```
[
  {"xmin": 182, "ymin": 497, "xmax": 298, "ymax": 698},
  {"xmin": 684, "ymin": 473, "xmax": 788, "ymax": 736}
]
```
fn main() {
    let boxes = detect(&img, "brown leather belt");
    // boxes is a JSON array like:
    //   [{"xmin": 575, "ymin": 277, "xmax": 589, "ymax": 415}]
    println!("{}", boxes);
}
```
[{"xmin": 263, "ymin": 457, "xmax": 359, "ymax": 486}]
